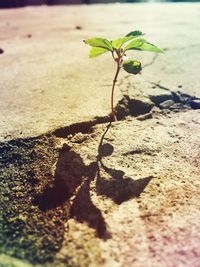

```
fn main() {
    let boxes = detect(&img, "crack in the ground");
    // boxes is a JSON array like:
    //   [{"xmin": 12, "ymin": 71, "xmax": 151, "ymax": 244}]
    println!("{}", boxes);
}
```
[
  {"xmin": 1, "ymin": 87, "xmax": 200, "ymax": 265},
  {"xmin": 53, "ymin": 116, "xmax": 110, "ymax": 138},
  {"xmin": 52, "ymin": 88, "xmax": 200, "ymax": 139},
  {"xmin": 149, "ymin": 82, "xmax": 172, "ymax": 92},
  {"xmin": 142, "ymin": 53, "xmax": 160, "ymax": 69}
]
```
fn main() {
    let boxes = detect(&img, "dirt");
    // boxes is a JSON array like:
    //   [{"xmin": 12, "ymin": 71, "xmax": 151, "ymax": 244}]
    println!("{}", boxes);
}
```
[
  {"xmin": 0, "ymin": 136, "xmax": 68, "ymax": 264},
  {"xmin": 1, "ymin": 93, "xmax": 200, "ymax": 266}
]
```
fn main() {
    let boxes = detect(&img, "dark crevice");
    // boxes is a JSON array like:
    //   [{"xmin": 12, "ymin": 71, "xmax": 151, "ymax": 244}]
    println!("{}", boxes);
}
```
[
  {"xmin": 52, "ymin": 88, "xmax": 200, "ymax": 139},
  {"xmin": 150, "ymin": 90, "xmax": 199, "ymax": 107},
  {"xmin": 122, "ymin": 149, "xmax": 158, "ymax": 156},
  {"xmin": 53, "ymin": 95, "xmax": 154, "ymax": 139},
  {"xmin": 149, "ymin": 82, "xmax": 199, "ymax": 105},
  {"xmin": 53, "ymin": 116, "xmax": 110, "ymax": 138}
]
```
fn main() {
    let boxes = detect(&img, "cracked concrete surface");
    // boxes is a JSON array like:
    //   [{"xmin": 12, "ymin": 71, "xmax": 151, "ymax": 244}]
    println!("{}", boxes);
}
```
[
  {"xmin": 1, "ymin": 108, "xmax": 200, "ymax": 267},
  {"xmin": 1, "ymin": 3, "xmax": 200, "ymax": 267},
  {"xmin": 0, "ymin": 3, "xmax": 200, "ymax": 140}
]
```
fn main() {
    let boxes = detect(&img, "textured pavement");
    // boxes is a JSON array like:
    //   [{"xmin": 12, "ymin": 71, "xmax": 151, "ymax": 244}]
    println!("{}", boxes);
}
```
[{"xmin": 0, "ymin": 3, "xmax": 200, "ymax": 140}]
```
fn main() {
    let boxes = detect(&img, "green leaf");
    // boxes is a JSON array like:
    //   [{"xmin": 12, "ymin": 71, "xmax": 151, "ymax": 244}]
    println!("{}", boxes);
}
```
[
  {"xmin": 125, "ymin": 31, "xmax": 144, "ymax": 37},
  {"xmin": 111, "ymin": 31, "xmax": 144, "ymax": 50},
  {"xmin": 84, "ymin": 37, "xmax": 113, "ymax": 51},
  {"xmin": 124, "ymin": 38, "xmax": 163, "ymax": 53},
  {"xmin": 112, "ymin": 37, "xmax": 133, "ymax": 50},
  {"xmin": 89, "ymin": 47, "xmax": 110, "ymax": 58},
  {"xmin": 135, "ymin": 41, "xmax": 164, "ymax": 53},
  {"xmin": 123, "ymin": 59, "xmax": 142, "ymax": 75},
  {"xmin": 124, "ymin": 38, "xmax": 146, "ymax": 51}
]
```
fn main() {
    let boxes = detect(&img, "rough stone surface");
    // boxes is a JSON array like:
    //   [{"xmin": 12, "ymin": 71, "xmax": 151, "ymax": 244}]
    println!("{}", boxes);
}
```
[
  {"xmin": 1, "ymin": 109, "xmax": 200, "ymax": 267},
  {"xmin": 1, "ymin": 3, "xmax": 200, "ymax": 267},
  {"xmin": 0, "ymin": 3, "xmax": 200, "ymax": 141}
]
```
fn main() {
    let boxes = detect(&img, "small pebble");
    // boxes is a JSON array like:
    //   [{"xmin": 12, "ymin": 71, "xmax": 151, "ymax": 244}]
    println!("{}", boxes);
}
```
[
  {"xmin": 75, "ymin": 26, "xmax": 82, "ymax": 30},
  {"xmin": 159, "ymin": 100, "xmax": 175, "ymax": 109},
  {"xmin": 0, "ymin": 48, "xmax": 4, "ymax": 54},
  {"xmin": 137, "ymin": 112, "xmax": 152, "ymax": 121},
  {"xmin": 26, "ymin": 34, "xmax": 32, "ymax": 38}
]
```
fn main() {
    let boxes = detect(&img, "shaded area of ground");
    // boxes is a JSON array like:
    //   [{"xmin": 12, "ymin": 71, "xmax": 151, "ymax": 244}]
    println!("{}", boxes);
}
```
[{"xmin": 0, "ymin": 136, "xmax": 71, "ymax": 265}]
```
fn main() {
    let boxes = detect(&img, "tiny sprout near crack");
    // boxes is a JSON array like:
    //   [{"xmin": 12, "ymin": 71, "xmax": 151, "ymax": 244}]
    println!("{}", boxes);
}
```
[{"xmin": 84, "ymin": 31, "xmax": 164, "ymax": 122}]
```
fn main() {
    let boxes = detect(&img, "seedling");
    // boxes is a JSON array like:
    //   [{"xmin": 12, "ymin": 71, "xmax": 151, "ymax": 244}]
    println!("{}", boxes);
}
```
[{"xmin": 84, "ymin": 31, "xmax": 163, "ymax": 121}]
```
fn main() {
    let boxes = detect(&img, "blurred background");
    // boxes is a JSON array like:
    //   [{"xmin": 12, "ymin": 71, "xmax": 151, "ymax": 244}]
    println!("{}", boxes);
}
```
[{"xmin": 0, "ymin": 0, "xmax": 199, "ymax": 8}]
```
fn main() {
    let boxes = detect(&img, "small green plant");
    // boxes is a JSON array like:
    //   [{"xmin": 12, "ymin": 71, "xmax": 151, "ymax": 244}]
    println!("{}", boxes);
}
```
[{"xmin": 84, "ymin": 31, "xmax": 163, "ymax": 121}]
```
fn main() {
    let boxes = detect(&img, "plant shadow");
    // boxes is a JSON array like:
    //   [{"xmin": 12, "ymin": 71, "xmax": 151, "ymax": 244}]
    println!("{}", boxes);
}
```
[
  {"xmin": 34, "ymin": 122, "xmax": 153, "ymax": 239},
  {"xmin": 95, "ymin": 123, "xmax": 153, "ymax": 204}
]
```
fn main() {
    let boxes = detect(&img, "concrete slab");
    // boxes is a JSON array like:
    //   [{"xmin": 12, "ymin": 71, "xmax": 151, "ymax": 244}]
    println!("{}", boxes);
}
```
[{"xmin": 0, "ymin": 3, "xmax": 200, "ymax": 140}]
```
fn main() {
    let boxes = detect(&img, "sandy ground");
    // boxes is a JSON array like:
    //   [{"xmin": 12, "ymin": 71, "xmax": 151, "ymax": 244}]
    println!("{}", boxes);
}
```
[{"xmin": 0, "ymin": 3, "xmax": 200, "ymax": 267}]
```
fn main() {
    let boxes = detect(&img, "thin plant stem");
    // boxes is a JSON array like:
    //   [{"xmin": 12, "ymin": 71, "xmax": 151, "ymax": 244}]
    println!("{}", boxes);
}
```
[{"xmin": 111, "ymin": 61, "xmax": 121, "ymax": 122}]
